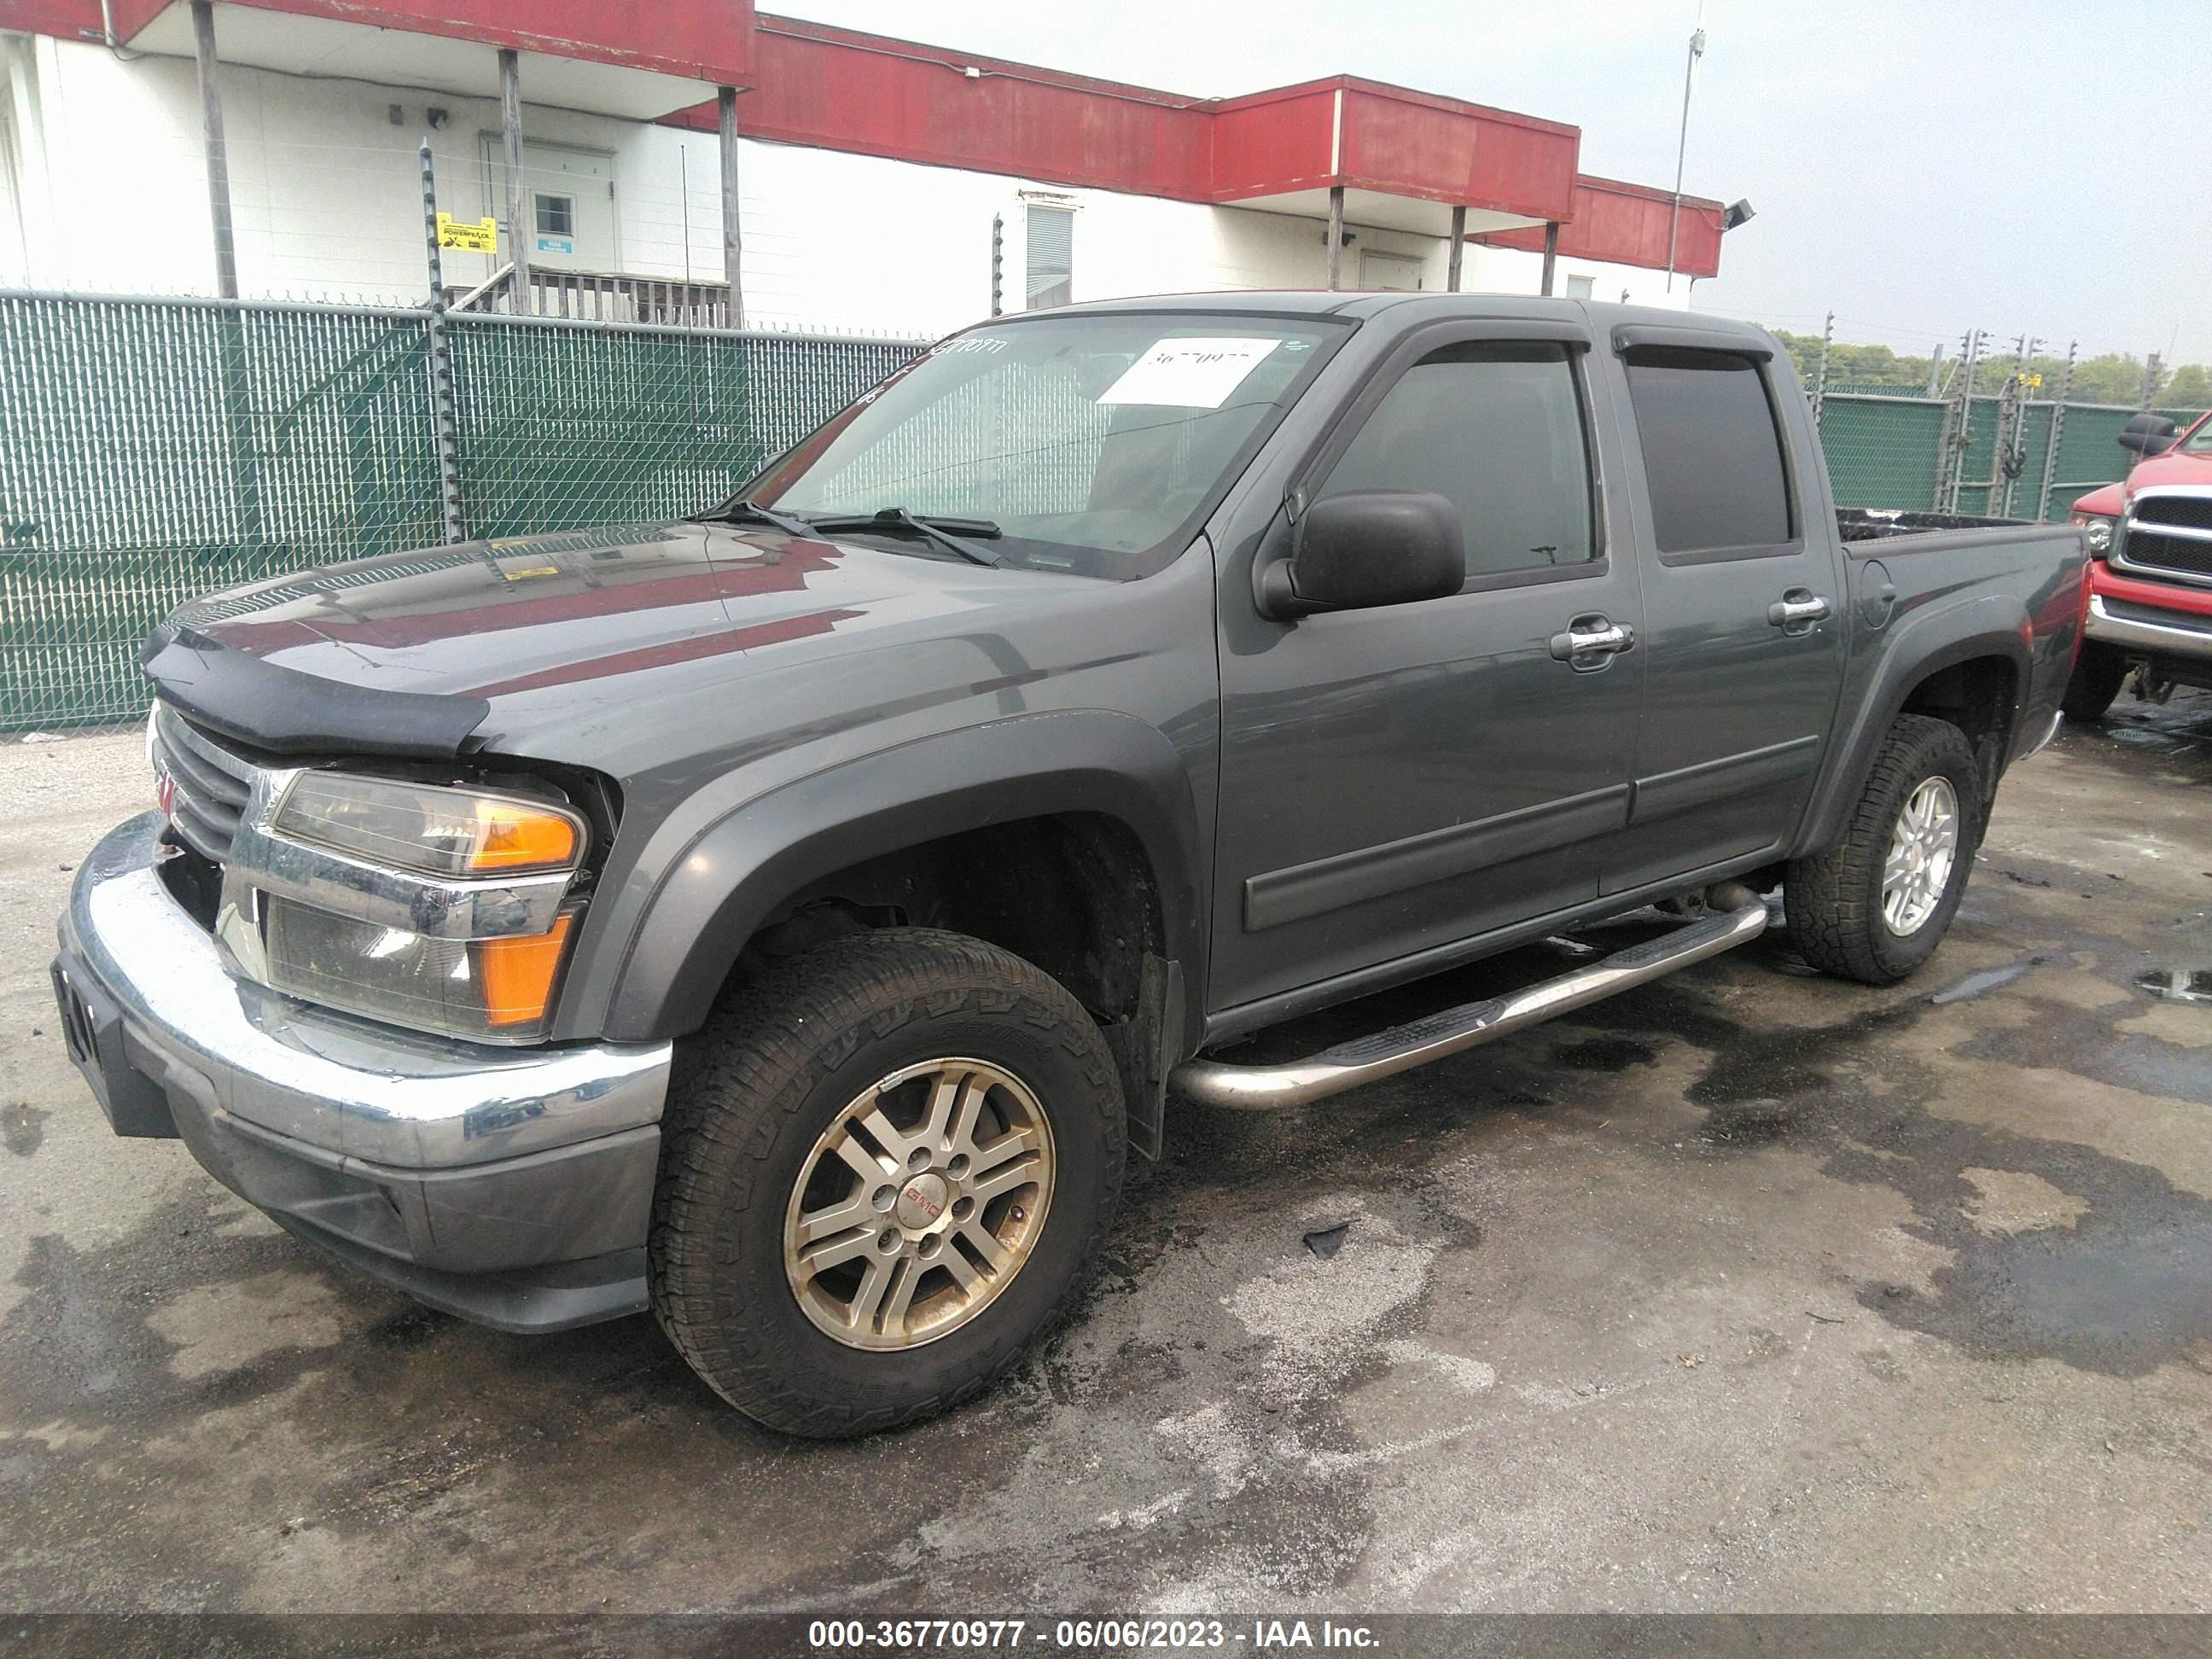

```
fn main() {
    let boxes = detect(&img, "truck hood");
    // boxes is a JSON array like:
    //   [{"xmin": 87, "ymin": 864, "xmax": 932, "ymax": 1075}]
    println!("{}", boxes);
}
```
[
  {"xmin": 149, "ymin": 521, "xmax": 1114, "ymax": 766},
  {"xmin": 2076, "ymin": 448, "xmax": 2212, "ymax": 517},
  {"xmin": 2123, "ymin": 448, "xmax": 2212, "ymax": 498}
]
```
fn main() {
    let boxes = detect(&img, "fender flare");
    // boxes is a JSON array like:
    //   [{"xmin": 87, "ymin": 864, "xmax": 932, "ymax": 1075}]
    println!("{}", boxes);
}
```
[
  {"xmin": 593, "ymin": 711, "xmax": 1208, "ymax": 1045},
  {"xmin": 1793, "ymin": 593, "xmax": 2032, "ymax": 858}
]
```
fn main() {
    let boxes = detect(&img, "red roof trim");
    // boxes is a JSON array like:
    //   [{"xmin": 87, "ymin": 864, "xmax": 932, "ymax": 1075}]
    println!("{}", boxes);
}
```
[
  {"xmin": 17, "ymin": 3, "xmax": 1725, "ymax": 276},
  {"xmin": 1475, "ymin": 174, "xmax": 1726, "ymax": 279}
]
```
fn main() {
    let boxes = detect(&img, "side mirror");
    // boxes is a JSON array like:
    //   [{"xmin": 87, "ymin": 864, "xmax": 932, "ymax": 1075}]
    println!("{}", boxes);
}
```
[
  {"xmin": 1260, "ymin": 492, "xmax": 1465, "ymax": 619},
  {"xmin": 2119, "ymin": 413, "xmax": 2178, "ymax": 457}
]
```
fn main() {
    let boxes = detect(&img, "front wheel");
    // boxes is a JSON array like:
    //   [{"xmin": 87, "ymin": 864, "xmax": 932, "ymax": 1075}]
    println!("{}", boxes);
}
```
[
  {"xmin": 2060, "ymin": 641, "xmax": 2130, "ymax": 723},
  {"xmin": 649, "ymin": 928, "xmax": 1126, "ymax": 1436},
  {"xmin": 1785, "ymin": 714, "xmax": 1984, "ymax": 986}
]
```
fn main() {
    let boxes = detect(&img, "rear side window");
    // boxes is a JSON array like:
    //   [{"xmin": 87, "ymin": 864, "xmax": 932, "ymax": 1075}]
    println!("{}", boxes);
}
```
[
  {"xmin": 1623, "ymin": 347, "xmax": 1793, "ymax": 554},
  {"xmin": 1316, "ymin": 341, "xmax": 1595, "ymax": 581}
]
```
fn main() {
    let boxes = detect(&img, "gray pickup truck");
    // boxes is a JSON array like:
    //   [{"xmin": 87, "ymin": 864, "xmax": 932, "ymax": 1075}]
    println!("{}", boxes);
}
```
[{"xmin": 53, "ymin": 294, "xmax": 2085, "ymax": 1435}]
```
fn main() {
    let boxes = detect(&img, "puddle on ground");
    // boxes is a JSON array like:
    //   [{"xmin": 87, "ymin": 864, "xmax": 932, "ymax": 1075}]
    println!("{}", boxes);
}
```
[
  {"xmin": 1929, "ymin": 957, "xmax": 2052, "ymax": 1006},
  {"xmin": 2136, "ymin": 969, "xmax": 2212, "ymax": 1005},
  {"xmin": 1895, "ymin": 1212, "xmax": 2212, "ymax": 1377}
]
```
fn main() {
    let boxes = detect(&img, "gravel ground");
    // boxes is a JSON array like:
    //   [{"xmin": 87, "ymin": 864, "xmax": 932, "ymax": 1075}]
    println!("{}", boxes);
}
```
[{"xmin": 0, "ymin": 696, "xmax": 2208, "ymax": 1616}]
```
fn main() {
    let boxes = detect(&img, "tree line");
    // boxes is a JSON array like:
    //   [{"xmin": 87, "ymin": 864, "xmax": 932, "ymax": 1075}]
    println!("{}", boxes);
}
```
[{"xmin": 1771, "ymin": 329, "xmax": 2210, "ymax": 410}]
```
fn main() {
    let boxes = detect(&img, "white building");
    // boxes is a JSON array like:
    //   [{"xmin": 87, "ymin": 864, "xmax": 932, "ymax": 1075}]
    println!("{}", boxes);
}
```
[{"xmin": 1, "ymin": 3, "xmax": 1734, "ymax": 338}]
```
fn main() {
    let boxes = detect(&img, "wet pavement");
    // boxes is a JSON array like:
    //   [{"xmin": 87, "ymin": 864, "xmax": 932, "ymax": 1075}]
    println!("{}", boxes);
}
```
[{"xmin": 1, "ymin": 694, "xmax": 2208, "ymax": 1614}]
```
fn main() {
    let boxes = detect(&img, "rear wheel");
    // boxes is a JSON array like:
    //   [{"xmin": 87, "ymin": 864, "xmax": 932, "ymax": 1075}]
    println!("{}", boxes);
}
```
[
  {"xmin": 2060, "ymin": 642, "xmax": 2129, "ymax": 723},
  {"xmin": 649, "ymin": 928, "xmax": 1125, "ymax": 1436},
  {"xmin": 1785, "ymin": 714, "xmax": 1983, "ymax": 986}
]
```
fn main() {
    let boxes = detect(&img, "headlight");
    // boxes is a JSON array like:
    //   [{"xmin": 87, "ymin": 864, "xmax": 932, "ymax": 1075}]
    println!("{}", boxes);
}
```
[
  {"xmin": 262, "ymin": 899, "xmax": 576, "ymax": 1042},
  {"xmin": 261, "ymin": 773, "xmax": 588, "ymax": 1043},
  {"xmin": 274, "ymin": 774, "xmax": 584, "ymax": 876},
  {"xmin": 2073, "ymin": 514, "xmax": 2115, "ymax": 556}
]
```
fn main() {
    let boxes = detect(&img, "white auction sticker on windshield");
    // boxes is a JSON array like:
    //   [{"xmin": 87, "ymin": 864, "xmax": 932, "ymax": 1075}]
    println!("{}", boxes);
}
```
[{"xmin": 1097, "ymin": 337, "xmax": 1281, "ymax": 408}]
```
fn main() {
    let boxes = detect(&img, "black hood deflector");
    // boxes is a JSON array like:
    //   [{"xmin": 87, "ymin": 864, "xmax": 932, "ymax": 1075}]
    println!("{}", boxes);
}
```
[{"xmin": 143, "ymin": 628, "xmax": 491, "ymax": 760}]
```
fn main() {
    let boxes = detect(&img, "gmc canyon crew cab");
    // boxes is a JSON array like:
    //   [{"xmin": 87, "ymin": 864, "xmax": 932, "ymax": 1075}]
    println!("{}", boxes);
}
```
[
  {"xmin": 53, "ymin": 294, "xmax": 2086, "ymax": 1436},
  {"xmin": 2060, "ymin": 409, "xmax": 2212, "ymax": 720}
]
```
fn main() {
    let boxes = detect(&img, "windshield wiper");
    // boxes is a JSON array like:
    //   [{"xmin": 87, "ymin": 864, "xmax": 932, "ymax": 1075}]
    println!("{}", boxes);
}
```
[
  {"xmin": 806, "ymin": 507, "xmax": 1007, "ymax": 568},
  {"xmin": 697, "ymin": 497, "xmax": 818, "ymax": 538}
]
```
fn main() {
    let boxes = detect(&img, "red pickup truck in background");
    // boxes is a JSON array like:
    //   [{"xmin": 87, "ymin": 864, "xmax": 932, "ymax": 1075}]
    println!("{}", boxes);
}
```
[{"xmin": 2063, "ymin": 410, "xmax": 2212, "ymax": 719}]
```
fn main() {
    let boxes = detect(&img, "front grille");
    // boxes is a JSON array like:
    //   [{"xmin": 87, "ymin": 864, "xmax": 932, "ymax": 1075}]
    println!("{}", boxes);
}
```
[
  {"xmin": 150, "ymin": 703, "xmax": 258, "ymax": 864},
  {"xmin": 2119, "ymin": 528, "xmax": 2212, "ymax": 584},
  {"xmin": 2135, "ymin": 495, "xmax": 2212, "ymax": 533}
]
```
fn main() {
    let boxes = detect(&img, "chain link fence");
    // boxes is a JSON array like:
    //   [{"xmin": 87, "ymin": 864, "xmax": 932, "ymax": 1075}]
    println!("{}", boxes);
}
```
[
  {"xmin": 0, "ymin": 291, "xmax": 922, "ymax": 731},
  {"xmin": 4, "ymin": 288, "xmax": 2206, "ymax": 734}
]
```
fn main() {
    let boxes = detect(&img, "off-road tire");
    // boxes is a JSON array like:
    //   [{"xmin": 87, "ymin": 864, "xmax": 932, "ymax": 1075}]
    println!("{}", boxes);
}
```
[
  {"xmin": 649, "ymin": 928, "xmax": 1126, "ymax": 1436},
  {"xmin": 2059, "ymin": 642, "xmax": 2129, "ymax": 723},
  {"xmin": 1785, "ymin": 714, "xmax": 1984, "ymax": 986}
]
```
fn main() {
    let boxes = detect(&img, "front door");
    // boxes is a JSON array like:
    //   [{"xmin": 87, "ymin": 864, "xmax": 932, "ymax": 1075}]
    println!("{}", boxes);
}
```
[
  {"xmin": 1360, "ymin": 250, "xmax": 1425, "ymax": 292},
  {"xmin": 1210, "ymin": 325, "xmax": 1644, "ymax": 1013},
  {"xmin": 487, "ymin": 141, "xmax": 619, "ymax": 271},
  {"xmin": 1603, "ymin": 339, "xmax": 1848, "ymax": 890}
]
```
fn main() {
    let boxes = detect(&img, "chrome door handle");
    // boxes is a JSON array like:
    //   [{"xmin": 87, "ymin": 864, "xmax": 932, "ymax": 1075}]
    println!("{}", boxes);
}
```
[
  {"xmin": 1549, "ymin": 615, "xmax": 1636, "ymax": 672},
  {"xmin": 1767, "ymin": 590, "xmax": 1831, "ymax": 635}
]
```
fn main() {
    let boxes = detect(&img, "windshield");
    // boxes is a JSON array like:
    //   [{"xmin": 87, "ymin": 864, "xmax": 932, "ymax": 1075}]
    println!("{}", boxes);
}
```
[
  {"xmin": 2180, "ymin": 412, "xmax": 2212, "ymax": 455},
  {"xmin": 745, "ymin": 311, "xmax": 1348, "ymax": 578}
]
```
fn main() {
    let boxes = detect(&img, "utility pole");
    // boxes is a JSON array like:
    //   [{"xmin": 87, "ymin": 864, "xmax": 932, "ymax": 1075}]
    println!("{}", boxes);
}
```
[
  {"xmin": 2036, "ymin": 340, "xmax": 2078, "ymax": 523},
  {"xmin": 1664, "ymin": 21, "xmax": 1707, "ymax": 293},
  {"xmin": 1447, "ymin": 205, "xmax": 1465, "ymax": 294},
  {"xmin": 2139, "ymin": 352, "xmax": 2164, "ymax": 410},
  {"xmin": 1324, "ymin": 185, "xmax": 1345, "ymax": 290},
  {"xmin": 419, "ymin": 141, "xmax": 466, "ymax": 545},
  {"xmin": 189, "ymin": 1, "xmax": 238, "ymax": 299},
  {"xmin": 500, "ymin": 49, "xmax": 527, "ymax": 312},
  {"xmin": 718, "ymin": 84, "xmax": 745, "ymax": 330},
  {"xmin": 989, "ymin": 214, "xmax": 1004, "ymax": 317},
  {"xmin": 1941, "ymin": 327, "xmax": 1988, "ymax": 514},
  {"xmin": 1924, "ymin": 341, "xmax": 1945, "ymax": 399},
  {"xmin": 1994, "ymin": 333, "xmax": 2039, "ymax": 517},
  {"xmin": 1812, "ymin": 311, "xmax": 1834, "ymax": 429}
]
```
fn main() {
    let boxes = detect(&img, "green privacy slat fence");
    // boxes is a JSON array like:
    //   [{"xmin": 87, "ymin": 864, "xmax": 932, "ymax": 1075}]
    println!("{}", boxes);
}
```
[
  {"xmin": 448, "ymin": 316, "xmax": 920, "ymax": 543},
  {"xmin": 0, "ymin": 294, "xmax": 446, "ymax": 729},
  {"xmin": 1813, "ymin": 386, "xmax": 2204, "ymax": 520},
  {"xmin": 0, "ymin": 292, "xmax": 923, "ymax": 732}
]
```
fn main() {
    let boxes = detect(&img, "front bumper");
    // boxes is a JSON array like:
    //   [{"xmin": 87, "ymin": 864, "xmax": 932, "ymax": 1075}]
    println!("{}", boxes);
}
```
[
  {"xmin": 52, "ymin": 812, "xmax": 673, "ymax": 1332},
  {"xmin": 2085, "ymin": 592, "xmax": 2212, "ymax": 667}
]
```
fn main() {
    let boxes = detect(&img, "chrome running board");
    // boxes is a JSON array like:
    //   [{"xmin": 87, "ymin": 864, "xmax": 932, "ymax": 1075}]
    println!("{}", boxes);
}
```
[{"xmin": 1172, "ymin": 888, "xmax": 1770, "ymax": 1111}]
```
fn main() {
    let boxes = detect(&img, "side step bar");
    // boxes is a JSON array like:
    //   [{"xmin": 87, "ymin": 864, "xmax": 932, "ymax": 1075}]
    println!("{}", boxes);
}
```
[{"xmin": 1171, "ymin": 888, "xmax": 1770, "ymax": 1111}]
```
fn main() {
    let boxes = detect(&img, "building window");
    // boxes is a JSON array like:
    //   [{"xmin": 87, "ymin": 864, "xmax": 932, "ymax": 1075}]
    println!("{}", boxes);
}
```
[
  {"xmin": 1025, "ymin": 205, "xmax": 1074, "ymax": 310},
  {"xmin": 1565, "ymin": 274, "xmax": 1594, "ymax": 300},
  {"xmin": 535, "ymin": 194, "xmax": 574, "ymax": 238}
]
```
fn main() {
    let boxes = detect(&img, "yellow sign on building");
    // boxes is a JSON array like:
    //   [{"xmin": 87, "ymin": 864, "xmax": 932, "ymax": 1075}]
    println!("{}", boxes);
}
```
[{"xmin": 436, "ymin": 212, "xmax": 498, "ymax": 253}]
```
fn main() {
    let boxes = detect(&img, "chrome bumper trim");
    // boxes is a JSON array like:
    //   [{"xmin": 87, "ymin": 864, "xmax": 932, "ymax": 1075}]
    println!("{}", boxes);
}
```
[
  {"xmin": 2086, "ymin": 593, "xmax": 2212, "ymax": 664},
  {"xmin": 63, "ymin": 812, "xmax": 671, "ymax": 1168},
  {"xmin": 2018, "ymin": 709, "xmax": 2064, "ymax": 760}
]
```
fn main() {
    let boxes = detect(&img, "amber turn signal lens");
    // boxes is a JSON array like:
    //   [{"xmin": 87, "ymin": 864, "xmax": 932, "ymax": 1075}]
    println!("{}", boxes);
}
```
[
  {"xmin": 468, "ymin": 800, "xmax": 580, "ymax": 872},
  {"xmin": 472, "ymin": 912, "xmax": 575, "ymax": 1027}
]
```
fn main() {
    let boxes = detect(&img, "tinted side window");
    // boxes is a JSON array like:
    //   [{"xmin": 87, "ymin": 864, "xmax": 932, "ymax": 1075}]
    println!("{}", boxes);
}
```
[
  {"xmin": 1623, "ymin": 347, "xmax": 1793, "ymax": 553},
  {"xmin": 1317, "ymin": 342, "xmax": 1595, "ymax": 580}
]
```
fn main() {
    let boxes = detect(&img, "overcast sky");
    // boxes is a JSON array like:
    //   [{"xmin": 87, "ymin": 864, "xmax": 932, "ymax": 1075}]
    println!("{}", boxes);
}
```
[{"xmin": 787, "ymin": 0, "xmax": 2210, "ymax": 363}]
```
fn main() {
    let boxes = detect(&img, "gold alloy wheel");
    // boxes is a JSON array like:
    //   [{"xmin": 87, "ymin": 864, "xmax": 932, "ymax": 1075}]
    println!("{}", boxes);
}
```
[{"xmin": 783, "ymin": 1057, "xmax": 1057, "ymax": 1351}]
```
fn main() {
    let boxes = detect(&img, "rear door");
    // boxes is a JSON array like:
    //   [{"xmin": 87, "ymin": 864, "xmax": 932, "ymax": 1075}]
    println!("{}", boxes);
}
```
[
  {"xmin": 1209, "ymin": 320, "xmax": 1644, "ymax": 1012},
  {"xmin": 1603, "ymin": 327, "xmax": 1848, "ymax": 891}
]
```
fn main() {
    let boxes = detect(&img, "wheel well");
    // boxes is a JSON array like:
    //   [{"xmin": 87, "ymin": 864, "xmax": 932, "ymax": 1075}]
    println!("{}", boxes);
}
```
[
  {"xmin": 733, "ymin": 812, "xmax": 1167, "ymax": 1027},
  {"xmin": 1897, "ymin": 655, "xmax": 2017, "ymax": 806}
]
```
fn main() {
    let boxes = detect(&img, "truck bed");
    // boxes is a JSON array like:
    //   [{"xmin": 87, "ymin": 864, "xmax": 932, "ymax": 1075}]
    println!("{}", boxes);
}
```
[{"xmin": 1835, "ymin": 507, "xmax": 2028, "ymax": 544}]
